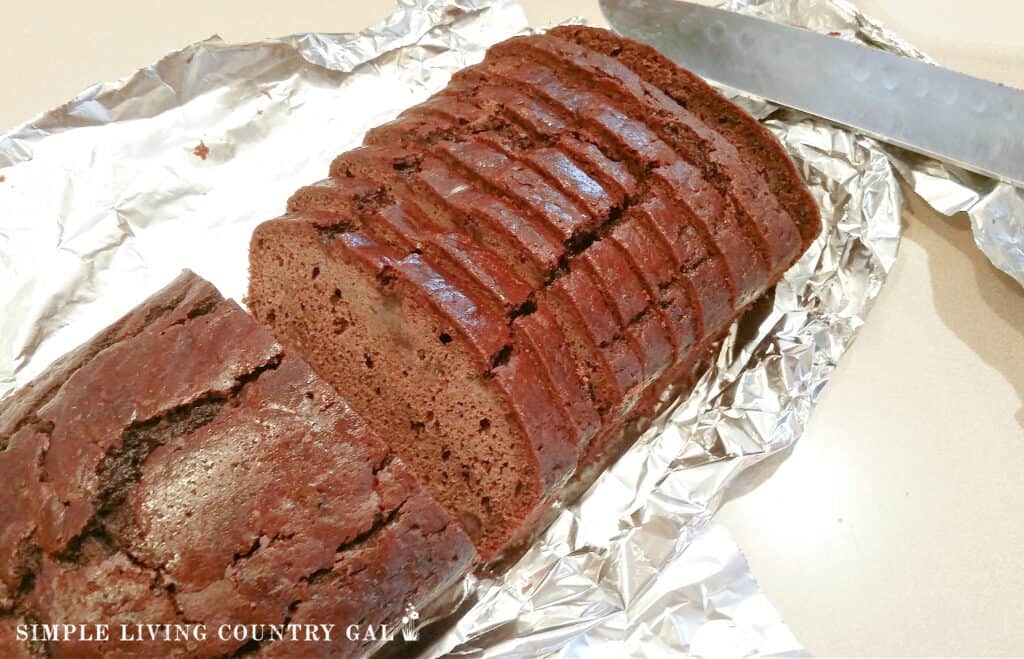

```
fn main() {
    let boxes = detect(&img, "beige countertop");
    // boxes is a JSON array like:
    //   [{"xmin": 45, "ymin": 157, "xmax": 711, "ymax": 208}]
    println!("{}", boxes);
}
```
[{"xmin": 2, "ymin": 1, "xmax": 1022, "ymax": 655}]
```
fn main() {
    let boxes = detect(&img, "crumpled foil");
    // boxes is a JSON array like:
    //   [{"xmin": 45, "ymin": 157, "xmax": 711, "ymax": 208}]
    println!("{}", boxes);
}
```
[{"xmin": 0, "ymin": 0, "xmax": 1009, "ymax": 656}]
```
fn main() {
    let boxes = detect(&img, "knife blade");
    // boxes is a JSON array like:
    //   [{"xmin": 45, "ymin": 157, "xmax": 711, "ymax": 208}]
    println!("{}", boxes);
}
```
[{"xmin": 600, "ymin": 0, "xmax": 1024, "ymax": 187}]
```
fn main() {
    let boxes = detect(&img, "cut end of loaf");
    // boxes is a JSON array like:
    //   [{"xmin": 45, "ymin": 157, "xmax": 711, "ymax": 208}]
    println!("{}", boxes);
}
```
[{"xmin": 248, "ymin": 217, "xmax": 550, "ymax": 561}]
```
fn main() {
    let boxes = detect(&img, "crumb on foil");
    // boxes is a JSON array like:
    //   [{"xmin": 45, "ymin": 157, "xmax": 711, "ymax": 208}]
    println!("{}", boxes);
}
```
[{"xmin": 193, "ymin": 141, "xmax": 209, "ymax": 160}]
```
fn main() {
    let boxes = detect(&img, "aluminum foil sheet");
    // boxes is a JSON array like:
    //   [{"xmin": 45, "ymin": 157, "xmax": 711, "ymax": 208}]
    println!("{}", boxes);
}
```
[{"xmin": 2, "ymin": 0, "xmax": 1010, "ymax": 656}]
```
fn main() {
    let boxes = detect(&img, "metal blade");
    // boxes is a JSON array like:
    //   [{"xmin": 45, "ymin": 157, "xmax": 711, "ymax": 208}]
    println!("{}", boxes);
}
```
[{"xmin": 600, "ymin": 0, "xmax": 1024, "ymax": 187}]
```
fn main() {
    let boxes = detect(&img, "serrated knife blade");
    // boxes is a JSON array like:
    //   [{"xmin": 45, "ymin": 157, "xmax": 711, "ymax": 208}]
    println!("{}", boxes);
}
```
[{"xmin": 600, "ymin": 0, "xmax": 1024, "ymax": 187}]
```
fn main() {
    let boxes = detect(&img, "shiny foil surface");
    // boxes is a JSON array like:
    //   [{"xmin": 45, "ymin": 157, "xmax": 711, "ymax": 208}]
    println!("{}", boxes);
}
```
[{"xmin": 0, "ymin": 0, "xmax": 1011, "ymax": 656}]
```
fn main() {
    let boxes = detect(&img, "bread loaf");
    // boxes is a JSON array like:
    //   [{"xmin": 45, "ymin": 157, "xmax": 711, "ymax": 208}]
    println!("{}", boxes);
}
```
[
  {"xmin": 0, "ymin": 272, "xmax": 473, "ymax": 658},
  {"xmin": 248, "ymin": 26, "xmax": 820, "ymax": 561}
]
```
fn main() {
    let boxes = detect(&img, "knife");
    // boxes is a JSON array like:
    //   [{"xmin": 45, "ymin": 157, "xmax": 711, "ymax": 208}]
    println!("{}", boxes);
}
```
[{"xmin": 599, "ymin": 0, "xmax": 1024, "ymax": 187}]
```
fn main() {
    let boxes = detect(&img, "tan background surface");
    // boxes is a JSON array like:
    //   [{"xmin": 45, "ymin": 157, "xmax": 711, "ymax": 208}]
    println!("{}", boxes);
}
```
[{"xmin": 2, "ymin": 1, "xmax": 1022, "ymax": 655}]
